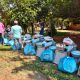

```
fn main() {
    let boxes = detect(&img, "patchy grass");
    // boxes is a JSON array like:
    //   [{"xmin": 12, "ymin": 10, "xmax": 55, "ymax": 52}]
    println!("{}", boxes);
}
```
[
  {"xmin": 20, "ymin": 60, "xmax": 80, "ymax": 80},
  {"xmin": 44, "ymin": 32, "xmax": 67, "ymax": 36},
  {"xmin": 0, "ymin": 44, "xmax": 11, "ymax": 51},
  {"xmin": 55, "ymin": 32, "xmax": 67, "ymax": 36},
  {"xmin": 0, "ymin": 45, "xmax": 80, "ymax": 80}
]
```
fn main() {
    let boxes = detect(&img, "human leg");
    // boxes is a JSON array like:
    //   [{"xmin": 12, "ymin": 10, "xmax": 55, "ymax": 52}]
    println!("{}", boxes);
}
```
[{"xmin": 0, "ymin": 33, "xmax": 4, "ymax": 45}]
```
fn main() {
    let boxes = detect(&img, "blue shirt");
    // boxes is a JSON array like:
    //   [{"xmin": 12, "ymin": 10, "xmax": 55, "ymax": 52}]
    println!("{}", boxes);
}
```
[{"xmin": 11, "ymin": 25, "xmax": 22, "ymax": 39}]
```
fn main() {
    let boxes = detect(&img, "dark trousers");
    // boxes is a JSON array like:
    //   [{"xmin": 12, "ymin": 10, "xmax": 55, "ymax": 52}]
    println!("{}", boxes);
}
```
[{"xmin": 0, "ymin": 33, "xmax": 4, "ymax": 44}]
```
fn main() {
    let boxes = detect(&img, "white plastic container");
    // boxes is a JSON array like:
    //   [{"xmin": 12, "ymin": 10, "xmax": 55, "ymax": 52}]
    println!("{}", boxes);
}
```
[
  {"xmin": 53, "ymin": 49, "xmax": 67, "ymax": 64},
  {"xmin": 36, "ymin": 42, "xmax": 45, "ymax": 57},
  {"xmin": 36, "ymin": 46, "xmax": 45, "ymax": 57}
]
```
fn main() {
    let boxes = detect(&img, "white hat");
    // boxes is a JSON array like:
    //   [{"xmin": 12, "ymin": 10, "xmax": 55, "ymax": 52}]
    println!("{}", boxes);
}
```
[{"xmin": 14, "ymin": 20, "xmax": 18, "ymax": 24}]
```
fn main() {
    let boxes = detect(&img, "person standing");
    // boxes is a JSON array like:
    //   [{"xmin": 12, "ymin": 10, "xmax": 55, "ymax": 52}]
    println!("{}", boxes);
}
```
[
  {"xmin": 0, "ymin": 21, "xmax": 5, "ymax": 44},
  {"xmin": 6, "ymin": 25, "xmax": 11, "ymax": 38},
  {"xmin": 11, "ymin": 20, "xmax": 22, "ymax": 49},
  {"xmin": 39, "ymin": 21, "xmax": 44, "ymax": 35}
]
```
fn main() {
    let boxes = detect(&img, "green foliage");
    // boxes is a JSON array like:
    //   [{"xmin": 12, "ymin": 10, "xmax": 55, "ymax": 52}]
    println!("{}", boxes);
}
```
[
  {"xmin": 56, "ymin": 32, "xmax": 67, "ymax": 36},
  {"xmin": 0, "ymin": 0, "xmax": 80, "ymax": 34}
]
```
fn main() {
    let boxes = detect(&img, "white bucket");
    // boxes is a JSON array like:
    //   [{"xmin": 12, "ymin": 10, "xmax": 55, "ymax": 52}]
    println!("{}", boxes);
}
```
[
  {"xmin": 53, "ymin": 50, "xmax": 67, "ymax": 64},
  {"xmin": 36, "ymin": 45, "xmax": 45, "ymax": 57}
]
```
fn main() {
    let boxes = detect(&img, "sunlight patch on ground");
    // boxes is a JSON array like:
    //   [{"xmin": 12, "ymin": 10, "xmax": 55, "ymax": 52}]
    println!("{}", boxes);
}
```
[{"xmin": 57, "ymin": 30, "xmax": 80, "ymax": 34}]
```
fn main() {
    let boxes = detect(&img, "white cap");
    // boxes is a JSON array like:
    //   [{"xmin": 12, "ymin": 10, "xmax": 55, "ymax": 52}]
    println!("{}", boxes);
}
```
[{"xmin": 14, "ymin": 20, "xmax": 18, "ymax": 24}]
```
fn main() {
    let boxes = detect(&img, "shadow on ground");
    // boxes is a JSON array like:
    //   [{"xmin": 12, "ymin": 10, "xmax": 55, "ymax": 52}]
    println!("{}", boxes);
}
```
[{"xmin": 11, "ymin": 58, "xmax": 80, "ymax": 80}]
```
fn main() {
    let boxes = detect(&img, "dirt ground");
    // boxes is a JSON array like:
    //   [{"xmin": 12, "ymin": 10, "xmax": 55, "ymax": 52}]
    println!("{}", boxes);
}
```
[
  {"xmin": 0, "ymin": 51, "xmax": 48, "ymax": 80},
  {"xmin": 0, "ymin": 30, "xmax": 80, "ymax": 80},
  {"xmin": 54, "ymin": 35, "xmax": 80, "ymax": 49},
  {"xmin": 54, "ymin": 30, "xmax": 80, "ymax": 49}
]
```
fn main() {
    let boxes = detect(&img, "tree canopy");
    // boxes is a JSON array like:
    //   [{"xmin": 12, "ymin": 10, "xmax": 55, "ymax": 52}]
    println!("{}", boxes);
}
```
[{"xmin": 0, "ymin": 0, "xmax": 80, "ymax": 35}]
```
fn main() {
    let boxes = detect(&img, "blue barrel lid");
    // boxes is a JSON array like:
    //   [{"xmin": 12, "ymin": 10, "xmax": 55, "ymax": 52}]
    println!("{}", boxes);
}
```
[
  {"xmin": 71, "ymin": 50, "xmax": 80, "ymax": 57},
  {"xmin": 49, "ymin": 46, "xmax": 56, "ymax": 50}
]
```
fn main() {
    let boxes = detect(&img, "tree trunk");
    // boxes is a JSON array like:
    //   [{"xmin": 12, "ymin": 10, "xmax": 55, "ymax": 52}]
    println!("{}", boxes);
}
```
[
  {"xmin": 50, "ymin": 17, "xmax": 57, "ymax": 37},
  {"xmin": 31, "ymin": 22, "xmax": 34, "ymax": 35}
]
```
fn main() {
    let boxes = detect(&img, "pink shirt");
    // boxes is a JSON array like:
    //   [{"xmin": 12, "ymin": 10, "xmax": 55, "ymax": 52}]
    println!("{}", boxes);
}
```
[{"xmin": 0, "ymin": 22, "xmax": 5, "ymax": 33}]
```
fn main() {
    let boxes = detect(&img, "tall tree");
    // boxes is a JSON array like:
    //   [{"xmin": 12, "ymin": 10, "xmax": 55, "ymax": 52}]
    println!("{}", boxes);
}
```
[{"xmin": 1, "ymin": 0, "xmax": 80, "ymax": 35}]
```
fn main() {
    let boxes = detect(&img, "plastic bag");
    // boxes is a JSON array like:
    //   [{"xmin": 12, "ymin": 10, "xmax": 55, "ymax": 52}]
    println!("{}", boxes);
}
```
[
  {"xmin": 32, "ymin": 38, "xmax": 39, "ymax": 44},
  {"xmin": 58, "ymin": 56, "xmax": 77, "ymax": 73},
  {"xmin": 8, "ymin": 40, "xmax": 14, "ymax": 46},
  {"xmin": 33, "ymin": 33, "xmax": 43, "ymax": 38},
  {"xmin": 63, "ymin": 37, "xmax": 74, "ymax": 45},
  {"xmin": 3, "ymin": 38, "xmax": 8, "ymax": 44},
  {"xmin": 43, "ymin": 41, "xmax": 53, "ymax": 47},
  {"xmin": 11, "ymin": 42, "xmax": 21, "ymax": 50},
  {"xmin": 24, "ymin": 34, "xmax": 31, "ymax": 41},
  {"xmin": 65, "ymin": 45, "xmax": 74, "ymax": 52},
  {"xmin": 44, "ymin": 36, "xmax": 53, "ymax": 41},
  {"xmin": 39, "ymin": 37, "xmax": 45, "ymax": 42},
  {"xmin": 21, "ymin": 35, "xmax": 25, "ymax": 41},
  {"xmin": 25, "ymin": 40, "xmax": 31, "ymax": 44},
  {"xmin": 24, "ymin": 44, "xmax": 36, "ymax": 55},
  {"xmin": 36, "ymin": 42, "xmax": 43, "ymax": 46},
  {"xmin": 40, "ymin": 48, "xmax": 54, "ymax": 62},
  {"xmin": 49, "ymin": 46, "xmax": 56, "ymax": 51}
]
